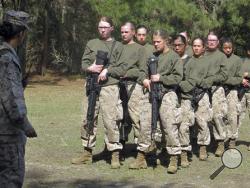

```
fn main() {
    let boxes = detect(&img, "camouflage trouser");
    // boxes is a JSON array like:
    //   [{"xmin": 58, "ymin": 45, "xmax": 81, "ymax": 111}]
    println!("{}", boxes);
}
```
[
  {"xmin": 195, "ymin": 93, "xmax": 213, "ymax": 145},
  {"xmin": 239, "ymin": 92, "xmax": 250, "ymax": 126},
  {"xmin": 128, "ymin": 84, "xmax": 143, "ymax": 143},
  {"xmin": 0, "ymin": 142, "xmax": 25, "ymax": 188},
  {"xmin": 226, "ymin": 90, "xmax": 241, "ymax": 139},
  {"xmin": 137, "ymin": 92, "xmax": 153, "ymax": 153},
  {"xmin": 211, "ymin": 86, "xmax": 228, "ymax": 141},
  {"xmin": 138, "ymin": 91, "xmax": 182, "ymax": 155},
  {"xmin": 81, "ymin": 85, "xmax": 123, "ymax": 151},
  {"xmin": 179, "ymin": 99, "xmax": 195, "ymax": 151}
]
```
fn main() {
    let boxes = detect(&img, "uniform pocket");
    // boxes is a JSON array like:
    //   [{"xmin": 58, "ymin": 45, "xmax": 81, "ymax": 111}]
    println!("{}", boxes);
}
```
[
  {"xmin": 0, "ymin": 144, "xmax": 19, "ymax": 172},
  {"xmin": 207, "ymin": 107, "xmax": 213, "ymax": 122},
  {"xmin": 175, "ymin": 107, "xmax": 182, "ymax": 124},
  {"xmin": 236, "ymin": 102, "xmax": 242, "ymax": 115},
  {"xmin": 115, "ymin": 99, "xmax": 123, "ymax": 121}
]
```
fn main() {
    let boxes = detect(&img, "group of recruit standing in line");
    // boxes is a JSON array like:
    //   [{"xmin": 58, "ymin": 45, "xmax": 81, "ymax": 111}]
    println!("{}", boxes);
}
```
[{"xmin": 71, "ymin": 16, "xmax": 250, "ymax": 174}]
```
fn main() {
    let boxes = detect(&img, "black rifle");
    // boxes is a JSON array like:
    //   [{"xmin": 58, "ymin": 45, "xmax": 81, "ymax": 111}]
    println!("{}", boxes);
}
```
[
  {"xmin": 119, "ymin": 79, "xmax": 133, "ymax": 142},
  {"xmin": 238, "ymin": 77, "xmax": 250, "ymax": 101},
  {"xmin": 85, "ymin": 51, "xmax": 108, "ymax": 142},
  {"xmin": 191, "ymin": 87, "xmax": 206, "ymax": 110},
  {"xmin": 238, "ymin": 87, "xmax": 248, "ymax": 101},
  {"xmin": 148, "ymin": 56, "xmax": 161, "ymax": 142}
]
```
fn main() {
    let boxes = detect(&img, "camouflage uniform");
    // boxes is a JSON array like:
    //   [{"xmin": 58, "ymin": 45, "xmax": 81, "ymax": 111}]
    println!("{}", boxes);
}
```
[
  {"xmin": 211, "ymin": 86, "xmax": 228, "ymax": 140},
  {"xmin": 179, "ymin": 55, "xmax": 212, "ymax": 147},
  {"xmin": 127, "ymin": 83, "xmax": 143, "ymax": 142},
  {"xmin": 138, "ymin": 49, "xmax": 183, "ymax": 155},
  {"xmin": 0, "ymin": 40, "xmax": 33, "ymax": 186},
  {"xmin": 239, "ymin": 57, "xmax": 250, "ymax": 125},
  {"xmin": 80, "ymin": 38, "xmax": 124, "ymax": 151},
  {"xmin": 0, "ymin": 10, "xmax": 35, "ymax": 187},
  {"xmin": 184, "ymin": 55, "xmax": 214, "ymax": 160},
  {"xmin": 179, "ymin": 55, "xmax": 194, "ymax": 152},
  {"xmin": 202, "ymin": 50, "xmax": 228, "ymax": 141},
  {"xmin": 117, "ymin": 42, "xmax": 146, "ymax": 143},
  {"xmin": 223, "ymin": 54, "xmax": 242, "ymax": 140},
  {"xmin": 195, "ymin": 93, "xmax": 213, "ymax": 145},
  {"xmin": 240, "ymin": 93, "xmax": 250, "ymax": 124}
]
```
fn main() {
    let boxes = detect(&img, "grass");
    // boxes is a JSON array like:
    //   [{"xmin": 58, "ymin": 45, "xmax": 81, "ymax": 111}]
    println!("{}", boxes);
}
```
[{"xmin": 23, "ymin": 77, "xmax": 250, "ymax": 188}]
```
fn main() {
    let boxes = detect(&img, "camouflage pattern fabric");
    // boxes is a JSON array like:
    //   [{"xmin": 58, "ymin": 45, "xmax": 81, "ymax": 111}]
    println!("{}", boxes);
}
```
[
  {"xmin": 226, "ymin": 90, "xmax": 241, "ymax": 139},
  {"xmin": 137, "ymin": 92, "xmax": 154, "ymax": 153},
  {"xmin": 128, "ymin": 84, "xmax": 144, "ymax": 143},
  {"xmin": 195, "ymin": 93, "xmax": 213, "ymax": 145},
  {"xmin": 179, "ymin": 99, "xmax": 195, "ymax": 151},
  {"xmin": 0, "ymin": 42, "xmax": 34, "ymax": 187},
  {"xmin": 161, "ymin": 91, "xmax": 182, "ymax": 155},
  {"xmin": 0, "ymin": 142, "xmax": 25, "ymax": 188},
  {"xmin": 138, "ymin": 91, "xmax": 182, "ymax": 155},
  {"xmin": 239, "ymin": 92, "xmax": 250, "ymax": 126},
  {"xmin": 211, "ymin": 86, "xmax": 228, "ymax": 141},
  {"xmin": 81, "ymin": 85, "xmax": 123, "ymax": 151}
]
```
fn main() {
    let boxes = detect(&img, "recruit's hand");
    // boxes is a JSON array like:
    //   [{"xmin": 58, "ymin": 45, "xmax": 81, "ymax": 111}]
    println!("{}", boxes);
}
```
[
  {"xmin": 242, "ymin": 78, "xmax": 250, "ymax": 87},
  {"xmin": 87, "ymin": 61, "xmax": 103, "ymax": 73},
  {"xmin": 120, "ymin": 74, "xmax": 127, "ymax": 79},
  {"xmin": 25, "ymin": 127, "xmax": 37, "ymax": 138},
  {"xmin": 150, "ymin": 74, "xmax": 160, "ymax": 82},
  {"xmin": 143, "ymin": 79, "xmax": 151, "ymax": 91},
  {"xmin": 98, "ymin": 68, "xmax": 108, "ymax": 82}
]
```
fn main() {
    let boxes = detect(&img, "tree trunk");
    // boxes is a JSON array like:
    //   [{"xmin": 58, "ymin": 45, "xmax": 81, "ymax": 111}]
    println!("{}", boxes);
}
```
[
  {"xmin": 40, "ymin": 3, "xmax": 49, "ymax": 76},
  {"xmin": 18, "ymin": 0, "xmax": 27, "ymax": 10},
  {"xmin": 17, "ymin": 0, "xmax": 27, "ymax": 75}
]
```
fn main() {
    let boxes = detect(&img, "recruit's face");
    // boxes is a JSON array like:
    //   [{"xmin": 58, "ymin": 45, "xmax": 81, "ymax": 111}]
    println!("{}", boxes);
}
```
[
  {"xmin": 193, "ymin": 39, "xmax": 204, "ymax": 57},
  {"xmin": 153, "ymin": 35, "xmax": 166, "ymax": 52},
  {"xmin": 173, "ymin": 38, "xmax": 186, "ymax": 57},
  {"xmin": 136, "ymin": 28, "xmax": 147, "ymax": 45},
  {"xmin": 207, "ymin": 34, "xmax": 219, "ymax": 50},
  {"xmin": 223, "ymin": 42, "xmax": 233, "ymax": 57},
  {"xmin": 121, "ymin": 25, "xmax": 135, "ymax": 43},
  {"xmin": 98, "ymin": 21, "xmax": 113, "ymax": 40}
]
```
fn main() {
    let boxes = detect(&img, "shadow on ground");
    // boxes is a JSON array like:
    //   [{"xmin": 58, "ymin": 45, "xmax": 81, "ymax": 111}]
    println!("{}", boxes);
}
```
[
  {"xmin": 24, "ymin": 165, "xmax": 194, "ymax": 188},
  {"xmin": 26, "ymin": 73, "xmax": 84, "ymax": 87},
  {"xmin": 26, "ymin": 178, "xmax": 195, "ymax": 188}
]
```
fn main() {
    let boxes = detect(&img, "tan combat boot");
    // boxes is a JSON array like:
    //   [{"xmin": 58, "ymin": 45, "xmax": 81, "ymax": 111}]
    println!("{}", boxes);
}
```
[
  {"xmin": 181, "ymin": 151, "xmax": 189, "ymax": 168},
  {"xmin": 215, "ymin": 141, "xmax": 225, "ymax": 157},
  {"xmin": 167, "ymin": 155, "xmax": 178, "ymax": 174},
  {"xmin": 71, "ymin": 147, "xmax": 92, "ymax": 164},
  {"xmin": 199, "ymin": 145, "xmax": 208, "ymax": 161},
  {"xmin": 228, "ymin": 139, "xmax": 236, "ymax": 149},
  {"xmin": 111, "ymin": 150, "xmax": 120, "ymax": 169},
  {"xmin": 129, "ymin": 151, "xmax": 147, "ymax": 169}
]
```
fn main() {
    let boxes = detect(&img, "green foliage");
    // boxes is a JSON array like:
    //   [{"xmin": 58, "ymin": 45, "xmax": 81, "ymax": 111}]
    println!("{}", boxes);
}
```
[
  {"xmin": 1, "ymin": 0, "xmax": 250, "ymax": 74},
  {"xmin": 89, "ymin": 0, "xmax": 219, "ymax": 38},
  {"xmin": 217, "ymin": 0, "xmax": 250, "ymax": 55}
]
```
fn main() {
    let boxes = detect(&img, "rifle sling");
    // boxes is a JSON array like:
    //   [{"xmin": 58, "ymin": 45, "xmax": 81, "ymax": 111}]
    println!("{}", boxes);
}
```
[{"xmin": 127, "ymin": 82, "xmax": 136, "ymax": 100}]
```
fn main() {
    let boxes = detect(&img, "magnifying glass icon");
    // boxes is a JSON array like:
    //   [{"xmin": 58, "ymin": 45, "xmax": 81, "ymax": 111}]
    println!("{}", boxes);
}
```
[{"xmin": 210, "ymin": 148, "xmax": 243, "ymax": 180}]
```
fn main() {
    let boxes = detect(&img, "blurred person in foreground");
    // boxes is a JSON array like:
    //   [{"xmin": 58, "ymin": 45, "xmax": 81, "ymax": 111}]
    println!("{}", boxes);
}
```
[{"xmin": 0, "ymin": 10, "xmax": 37, "ymax": 187}]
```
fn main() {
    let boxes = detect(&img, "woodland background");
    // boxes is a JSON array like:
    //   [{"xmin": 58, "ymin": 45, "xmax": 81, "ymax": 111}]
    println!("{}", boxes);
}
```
[{"xmin": 0, "ymin": 0, "xmax": 249, "ymax": 75}]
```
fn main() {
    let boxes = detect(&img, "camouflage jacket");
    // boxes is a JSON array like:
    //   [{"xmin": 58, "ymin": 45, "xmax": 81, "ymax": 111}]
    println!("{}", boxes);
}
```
[{"xmin": 0, "ymin": 42, "xmax": 32, "ymax": 143}]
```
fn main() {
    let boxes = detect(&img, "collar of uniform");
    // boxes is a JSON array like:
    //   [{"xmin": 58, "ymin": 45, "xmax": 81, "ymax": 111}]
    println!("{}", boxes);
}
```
[
  {"xmin": 205, "ymin": 49, "xmax": 218, "ymax": 56},
  {"xmin": 1, "ymin": 42, "xmax": 21, "ymax": 71},
  {"xmin": 2, "ymin": 42, "xmax": 19, "ymax": 58}
]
